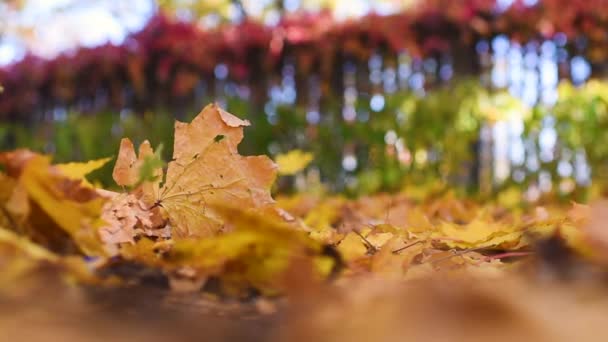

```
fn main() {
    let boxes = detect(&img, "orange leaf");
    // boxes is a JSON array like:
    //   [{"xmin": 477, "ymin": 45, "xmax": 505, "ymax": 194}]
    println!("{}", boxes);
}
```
[
  {"xmin": 159, "ymin": 104, "xmax": 276, "ymax": 238},
  {"xmin": 112, "ymin": 139, "xmax": 161, "ymax": 206}
]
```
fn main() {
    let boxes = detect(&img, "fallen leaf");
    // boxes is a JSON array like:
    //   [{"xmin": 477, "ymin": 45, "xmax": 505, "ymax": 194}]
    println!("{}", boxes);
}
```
[
  {"xmin": 112, "ymin": 139, "xmax": 162, "ymax": 206},
  {"xmin": 563, "ymin": 201, "xmax": 608, "ymax": 262},
  {"xmin": 0, "ymin": 149, "xmax": 36, "ymax": 177},
  {"xmin": 0, "ymin": 151, "xmax": 108, "ymax": 256},
  {"xmin": 0, "ymin": 226, "xmax": 100, "ymax": 288},
  {"xmin": 275, "ymin": 150, "xmax": 314, "ymax": 176},
  {"xmin": 0, "ymin": 226, "xmax": 58, "ymax": 262},
  {"xmin": 22, "ymin": 156, "xmax": 108, "ymax": 255},
  {"xmin": 168, "ymin": 204, "xmax": 333, "ymax": 295},
  {"xmin": 431, "ymin": 215, "xmax": 522, "ymax": 250},
  {"xmin": 56, "ymin": 157, "xmax": 112, "ymax": 187},
  {"xmin": 99, "ymin": 193, "xmax": 153, "ymax": 246},
  {"xmin": 157, "ymin": 104, "xmax": 277, "ymax": 238},
  {"xmin": 112, "ymin": 138, "xmax": 139, "ymax": 187},
  {"xmin": 337, "ymin": 232, "xmax": 369, "ymax": 262}
]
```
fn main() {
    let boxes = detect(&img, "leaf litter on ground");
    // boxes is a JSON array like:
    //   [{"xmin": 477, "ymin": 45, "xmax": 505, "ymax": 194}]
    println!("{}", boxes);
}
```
[{"xmin": 2, "ymin": 104, "xmax": 608, "ymax": 340}]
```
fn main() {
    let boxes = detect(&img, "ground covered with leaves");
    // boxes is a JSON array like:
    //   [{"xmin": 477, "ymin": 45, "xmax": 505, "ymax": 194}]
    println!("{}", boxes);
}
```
[{"xmin": 2, "ymin": 104, "xmax": 608, "ymax": 341}]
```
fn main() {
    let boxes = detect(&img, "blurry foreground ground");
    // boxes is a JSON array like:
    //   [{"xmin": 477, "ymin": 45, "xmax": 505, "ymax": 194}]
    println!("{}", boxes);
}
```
[{"xmin": 4, "ymin": 271, "xmax": 608, "ymax": 342}]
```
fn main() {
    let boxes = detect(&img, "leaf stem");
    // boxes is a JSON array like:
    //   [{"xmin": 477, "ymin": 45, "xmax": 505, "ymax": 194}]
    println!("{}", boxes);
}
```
[{"xmin": 392, "ymin": 240, "xmax": 423, "ymax": 254}]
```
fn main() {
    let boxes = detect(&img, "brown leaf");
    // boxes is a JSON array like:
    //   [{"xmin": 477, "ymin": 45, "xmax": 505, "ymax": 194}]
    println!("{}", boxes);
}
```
[
  {"xmin": 171, "ymin": 103, "xmax": 249, "ymax": 161},
  {"xmin": 218, "ymin": 106, "xmax": 251, "ymax": 127},
  {"xmin": 99, "ymin": 193, "xmax": 153, "ymax": 246},
  {"xmin": 113, "ymin": 139, "xmax": 163, "ymax": 214},
  {"xmin": 0, "ymin": 149, "xmax": 36, "ymax": 178},
  {"xmin": 157, "ymin": 104, "xmax": 277, "ymax": 238},
  {"xmin": 112, "ymin": 138, "xmax": 138, "ymax": 187}
]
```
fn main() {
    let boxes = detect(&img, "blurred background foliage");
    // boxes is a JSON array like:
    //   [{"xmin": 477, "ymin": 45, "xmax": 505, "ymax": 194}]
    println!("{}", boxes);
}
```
[
  {"xmin": 2, "ymin": 78, "xmax": 604, "ymax": 203},
  {"xmin": 1, "ymin": 0, "xmax": 608, "ymax": 204}
]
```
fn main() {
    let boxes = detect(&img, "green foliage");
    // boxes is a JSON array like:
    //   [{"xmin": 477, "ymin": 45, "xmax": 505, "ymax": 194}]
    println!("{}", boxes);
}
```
[
  {"xmin": 137, "ymin": 144, "xmax": 165, "ymax": 186},
  {"xmin": 1, "ymin": 78, "xmax": 606, "ymax": 199}
]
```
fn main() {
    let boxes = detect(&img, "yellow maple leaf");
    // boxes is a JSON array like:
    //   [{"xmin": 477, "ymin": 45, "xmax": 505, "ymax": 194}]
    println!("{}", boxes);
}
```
[
  {"xmin": 0, "ymin": 225, "xmax": 58, "ymax": 289},
  {"xmin": 0, "ymin": 226, "xmax": 104, "ymax": 287},
  {"xmin": 0, "ymin": 226, "xmax": 58, "ymax": 262},
  {"xmin": 0, "ymin": 151, "xmax": 108, "ymax": 256},
  {"xmin": 20, "ymin": 155, "xmax": 108, "ymax": 255},
  {"xmin": 55, "ymin": 157, "xmax": 112, "ymax": 187},
  {"xmin": 168, "ymin": 204, "xmax": 334, "ymax": 294},
  {"xmin": 337, "ymin": 232, "xmax": 369, "ymax": 261},
  {"xmin": 303, "ymin": 196, "xmax": 345, "ymax": 231},
  {"xmin": 431, "ymin": 215, "xmax": 522, "ymax": 250},
  {"xmin": 275, "ymin": 150, "xmax": 314, "ymax": 176}
]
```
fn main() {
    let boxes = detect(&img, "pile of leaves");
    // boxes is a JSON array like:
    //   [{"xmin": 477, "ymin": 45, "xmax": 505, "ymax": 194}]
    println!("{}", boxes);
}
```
[
  {"xmin": 3, "ymin": 104, "xmax": 608, "ymax": 340},
  {"xmin": 0, "ymin": 104, "xmax": 338, "ymax": 296}
]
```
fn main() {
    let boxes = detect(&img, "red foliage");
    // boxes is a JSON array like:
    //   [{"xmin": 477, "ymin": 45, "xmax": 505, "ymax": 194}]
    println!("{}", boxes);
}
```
[{"xmin": 1, "ymin": 0, "xmax": 607, "ymax": 119}]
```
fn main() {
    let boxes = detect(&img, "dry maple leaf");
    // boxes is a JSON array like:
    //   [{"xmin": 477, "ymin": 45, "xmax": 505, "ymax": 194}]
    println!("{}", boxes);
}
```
[
  {"xmin": 112, "ymin": 104, "xmax": 277, "ymax": 239},
  {"xmin": 99, "ymin": 193, "xmax": 153, "ymax": 246},
  {"xmin": 0, "ymin": 151, "xmax": 108, "ymax": 256},
  {"xmin": 112, "ymin": 138, "xmax": 140, "ymax": 187},
  {"xmin": 160, "ymin": 104, "xmax": 276, "ymax": 238},
  {"xmin": 112, "ymin": 139, "xmax": 161, "ymax": 206}
]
